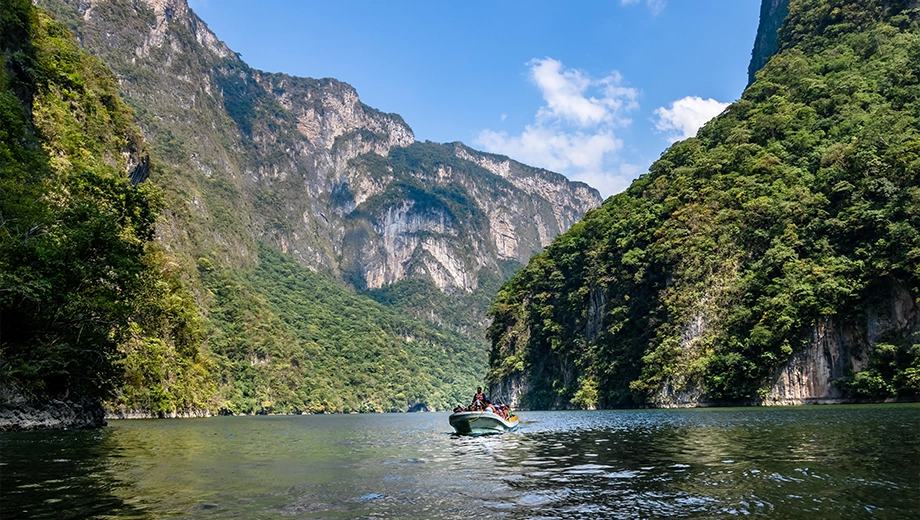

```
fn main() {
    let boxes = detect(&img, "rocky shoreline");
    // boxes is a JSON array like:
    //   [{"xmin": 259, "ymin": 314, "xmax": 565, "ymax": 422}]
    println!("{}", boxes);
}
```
[
  {"xmin": 105, "ymin": 407, "xmax": 212, "ymax": 420},
  {"xmin": 0, "ymin": 392, "xmax": 107, "ymax": 431}
]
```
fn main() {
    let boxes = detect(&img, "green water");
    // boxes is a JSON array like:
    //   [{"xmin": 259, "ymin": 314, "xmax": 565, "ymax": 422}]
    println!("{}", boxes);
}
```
[{"xmin": 2, "ymin": 404, "xmax": 918, "ymax": 518}]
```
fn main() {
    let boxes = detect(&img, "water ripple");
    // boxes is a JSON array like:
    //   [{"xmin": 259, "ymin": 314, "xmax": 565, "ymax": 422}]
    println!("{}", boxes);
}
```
[{"xmin": 1, "ymin": 405, "xmax": 918, "ymax": 518}]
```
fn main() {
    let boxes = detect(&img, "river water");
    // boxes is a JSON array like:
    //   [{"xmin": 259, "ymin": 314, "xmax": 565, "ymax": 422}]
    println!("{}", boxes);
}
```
[{"xmin": 2, "ymin": 404, "xmax": 918, "ymax": 519}]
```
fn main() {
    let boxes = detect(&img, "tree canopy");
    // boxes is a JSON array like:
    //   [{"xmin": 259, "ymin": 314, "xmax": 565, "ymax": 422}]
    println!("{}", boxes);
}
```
[{"xmin": 487, "ymin": 0, "xmax": 920, "ymax": 408}]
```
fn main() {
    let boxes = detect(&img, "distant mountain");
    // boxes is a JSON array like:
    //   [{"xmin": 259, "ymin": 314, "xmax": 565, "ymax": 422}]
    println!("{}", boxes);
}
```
[
  {"xmin": 24, "ymin": 0, "xmax": 599, "ymax": 415},
  {"xmin": 40, "ymin": 0, "xmax": 599, "ymax": 291},
  {"xmin": 487, "ymin": 0, "xmax": 920, "ymax": 410}
]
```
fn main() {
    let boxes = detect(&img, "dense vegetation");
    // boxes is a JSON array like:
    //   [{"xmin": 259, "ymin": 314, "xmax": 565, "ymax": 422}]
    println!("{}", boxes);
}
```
[
  {"xmin": 488, "ymin": 0, "xmax": 920, "ymax": 408},
  {"xmin": 0, "ymin": 0, "xmax": 208, "ymax": 405},
  {"xmin": 202, "ymin": 246, "xmax": 485, "ymax": 413}
]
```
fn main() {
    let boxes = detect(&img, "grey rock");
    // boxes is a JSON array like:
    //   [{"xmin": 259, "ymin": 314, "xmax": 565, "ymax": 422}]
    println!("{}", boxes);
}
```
[{"xmin": 0, "ymin": 388, "xmax": 106, "ymax": 431}]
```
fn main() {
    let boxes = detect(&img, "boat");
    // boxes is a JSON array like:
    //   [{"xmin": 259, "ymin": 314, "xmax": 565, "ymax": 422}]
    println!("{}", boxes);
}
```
[{"xmin": 449, "ymin": 410, "xmax": 519, "ymax": 435}]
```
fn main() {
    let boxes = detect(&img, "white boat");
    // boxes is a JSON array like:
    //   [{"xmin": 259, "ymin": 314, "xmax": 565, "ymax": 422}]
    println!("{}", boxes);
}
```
[{"xmin": 449, "ymin": 410, "xmax": 519, "ymax": 435}]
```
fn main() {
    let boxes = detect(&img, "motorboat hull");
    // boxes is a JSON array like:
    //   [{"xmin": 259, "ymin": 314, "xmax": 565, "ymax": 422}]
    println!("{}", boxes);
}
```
[{"xmin": 449, "ymin": 411, "xmax": 518, "ymax": 435}]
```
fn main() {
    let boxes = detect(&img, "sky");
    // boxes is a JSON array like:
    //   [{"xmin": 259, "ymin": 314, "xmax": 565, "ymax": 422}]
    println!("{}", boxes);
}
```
[{"xmin": 187, "ymin": 1, "xmax": 762, "ymax": 197}]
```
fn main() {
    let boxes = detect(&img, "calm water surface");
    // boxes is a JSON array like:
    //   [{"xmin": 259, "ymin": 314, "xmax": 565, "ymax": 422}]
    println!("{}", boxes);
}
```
[{"xmin": 2, "ymin": 405, "xmax": 918, "ymax": 519}]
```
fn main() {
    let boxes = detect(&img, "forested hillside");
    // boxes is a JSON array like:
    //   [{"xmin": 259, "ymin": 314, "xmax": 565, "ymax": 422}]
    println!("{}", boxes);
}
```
[
  {"xmin": 197, "ymin": 246, "xmax": 484, "ymax": 414},
  {"xmin": 488, "ymin": 0, "xmax": 920, "ymax": 409},
  {"xmin": 0, "ymin": 0, "xmax": 208, "ymax": 410},
  {"xmin": 37, "ymin": 0, "xmax": 598, "ymax": 330},
  {"xmin": 0, "ymin": 0, "xmax": 480, "ymax": 419}
]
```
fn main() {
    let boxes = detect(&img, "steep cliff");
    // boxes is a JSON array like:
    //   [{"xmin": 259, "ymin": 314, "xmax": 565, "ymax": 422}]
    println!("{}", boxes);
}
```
[
  {"xmin": 748, "ymin": 0, "xmax": 791, "ymax": 85},
  {"xmin": 39, "ymin": 0, "xmax": 599, "ymax": 296},
  {"xmin": 488, "ymin": 0, "xmax": 920, "ymax": 409}
]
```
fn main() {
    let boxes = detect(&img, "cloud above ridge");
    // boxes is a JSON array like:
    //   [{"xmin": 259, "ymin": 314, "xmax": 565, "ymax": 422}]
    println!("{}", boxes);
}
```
[
  {"xmin": 654, "ymin": 96, "xmax": 729, "ymax": 143},
  {"xmin": 475, "ymin": 58, "xmax": 639, "ymax": 197}
]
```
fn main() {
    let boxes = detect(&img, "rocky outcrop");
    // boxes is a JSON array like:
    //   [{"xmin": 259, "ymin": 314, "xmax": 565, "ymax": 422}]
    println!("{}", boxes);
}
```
[
  {"xmin": 764, "ymin": 319, "xmax": 869, "ymax": 404},
  {"xmin": 254, "ymin": 73, "xmax": 414, "ymax": 153},
  {"xmin": 748, "ymin": 0, "xmax": 791, "ymax": 85},
  {"xmin": 335, "ymin": 141, "xmax": 600, "ymax": 293},
  {"xmin": 766, "ymin": 279, "xmax": 919, "ymax": 404},
  {"xmin": 407, "ymin": 402, "xmax": 432, "ymax": 412},
  {"xmin": 489, "ymin": 372, "xmax": 531, "ymax": 410},
  {"xmin": 649, "ymin": 279, "xmax": 919, "ymax": 408},
  {"xmin": 0, "ymin": 388, "xmax": 106, "ymax": 430},
  {"xmin": 105, "ymin": 407, "xmax": 211, "ymax": 419},
  {"xmin": 651, "ymin": 308, "xmax": 715, "ymax": 408}
]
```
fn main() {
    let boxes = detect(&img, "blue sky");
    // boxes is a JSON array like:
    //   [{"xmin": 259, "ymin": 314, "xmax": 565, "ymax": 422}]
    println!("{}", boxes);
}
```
[{"xmin": 188, "ymin": 1, "xmax": 762, "ymax": 196}]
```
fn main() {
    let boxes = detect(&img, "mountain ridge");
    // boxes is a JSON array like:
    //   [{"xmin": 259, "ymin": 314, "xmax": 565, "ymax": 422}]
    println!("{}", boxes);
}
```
[{"xmin": 40, "ymin": 0, "xmax": 600, "ymax": 293}]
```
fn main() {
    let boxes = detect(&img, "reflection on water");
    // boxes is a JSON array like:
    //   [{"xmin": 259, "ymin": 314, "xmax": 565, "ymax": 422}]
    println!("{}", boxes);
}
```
[{"xmin": 2, "ymin": 404, "xmax": 918, "ymax": 519}]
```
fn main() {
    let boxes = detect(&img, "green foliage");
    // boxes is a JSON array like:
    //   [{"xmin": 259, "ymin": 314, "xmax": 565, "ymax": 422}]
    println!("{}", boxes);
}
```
[
  {"xmin": 366, "ymin": 259, "xmax": 521, "ymax": 339},
  {"xmin": 200, "ymin": 245, "xmax": 487, "ymax": 414},
  {"xmin": 18, "ymin": 3, "xmax": 519, "ymax": 416},
  {"xmin": 837, "ymin": 337, "xmax": 920, "ymax": 398},
  {"xmin": 0, "ymin": 0, "xmax": 206, "ymax": 406},
  {"xmin": 488, "ymin": 0, "xmax": 920, "ymax": 408},
  {"xmin": 109, "ymin": 248, "xmax": 213, "ymax": 414}
]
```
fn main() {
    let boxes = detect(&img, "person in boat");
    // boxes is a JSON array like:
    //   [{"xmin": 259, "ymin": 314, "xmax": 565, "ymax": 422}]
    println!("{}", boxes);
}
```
[
  {"xmin": 492, "ymin": 402, "xmax": 510, "ymax": 419},
  {"xmin": 471, "ymin": 387, "xmax": 485, "ymax": 408}
]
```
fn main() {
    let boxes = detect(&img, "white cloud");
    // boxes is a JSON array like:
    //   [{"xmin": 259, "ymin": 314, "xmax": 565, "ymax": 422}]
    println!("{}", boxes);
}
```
[
  {"xmin": 477, "ymin": 127, "xmax": 622, "ymax": 174},
  {"xmin": 620, "ymin": 0, "xmax": 667, "ymax": 15},
  {"xmin": 529, "ymin": 58, "xmax": 637, "ymax": 128},
  {"xmin": 654, "ymin": 96, "xmax": 729, "ymax": 143},
  {"xmin": 475, "ymin": 58, "xmax": 640, "ymax": 197},
  {"xmin": 575, "ymin": 164, "xmax": 640, "ymax": 199}
]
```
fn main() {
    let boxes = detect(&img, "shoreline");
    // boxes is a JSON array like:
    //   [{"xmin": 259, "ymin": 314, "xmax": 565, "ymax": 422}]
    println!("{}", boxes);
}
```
[{"xmin": 4, "ymin": 397, "xmax": 918, "ymax": 431}]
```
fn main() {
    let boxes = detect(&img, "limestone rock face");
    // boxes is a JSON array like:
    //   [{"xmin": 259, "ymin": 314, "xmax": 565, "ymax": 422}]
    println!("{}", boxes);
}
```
[
  {"xmin": 647, "ymin": 279, "xmax": 919, "ymax": 408},
  {"xmin": 747, "ymin": 0, "xmax": 791, "ymax": 85},
  {"xmin": 765, "ymin": 280, "xmax": 919, "ymax": 404},
  {"xmin": 42, "ymin": 0, "xmax": 601, "ymax": 295},
  {"xmin": 490, "ymin": 372, "xmax": 531, "ymax": 410}
]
